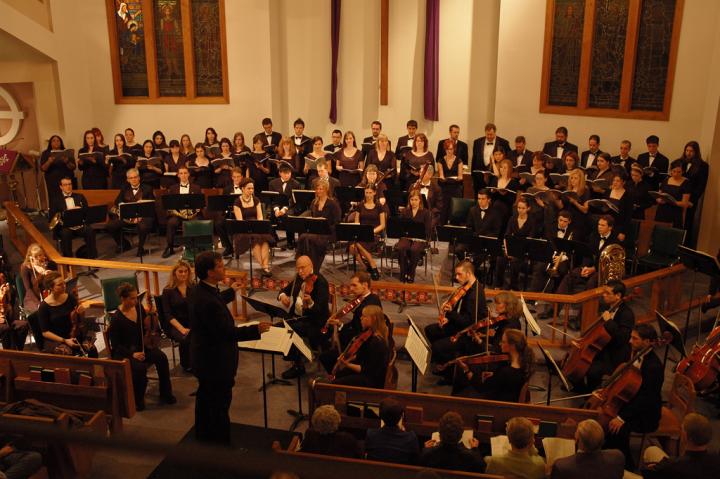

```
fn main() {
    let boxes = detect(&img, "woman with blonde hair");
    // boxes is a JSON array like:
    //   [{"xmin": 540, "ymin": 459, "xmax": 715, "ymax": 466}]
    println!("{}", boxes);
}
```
[
  {"xmin": 328, "ymin": 305, "xmax": 390, "ymax": 388},
  {"xmin": 162, "ymin": 260, "xmax": 195, "ymax": 371},
  {"xmin": 564, "ymin": 168, "xmax": 591, "ymax": 240}
]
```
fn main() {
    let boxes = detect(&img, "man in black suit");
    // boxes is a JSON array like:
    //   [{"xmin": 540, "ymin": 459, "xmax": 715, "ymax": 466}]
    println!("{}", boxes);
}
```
[
  {"xmin": 556, "ymin": 215, "xmax": 619, "ymax": 294},
  {"xmin": 454, "ymin": 189, "xmax": 503, "ymax": 266},
  {"xmin": 365, "ymin": 398, "xmax": 420, "ymax": 464},
  {"xmin": 425, "ymin": 260, "xmax": 488, "ymax": 367},
  {"xmin": 362, "ymin": 121, "xmax": 391, "ymax": 157},
  {"xmin": 209, "ymin": 167, "xmax": 244, "ymax": 257},
  {"xmin": 278, "ymin": 255, "xmax": 330, "ymax": 379},
  {"xmin": 604, "ymin": 324, "xmax": 664, "ymax": 470},
  {"xmin": 189, "ymin": 251, "xmax": 271, "ymax": 444},
  {"xmin": 550, "ymin": 419, "xmax": 625, "ymax": 479},
  {"xmin": 636, "ymin": 135, "xmax": 669, "ymax": 190},
  {"xmin": 642, "ymin": 413, "xmax": 720, "ymax": 479},
  {"xmin": 50, "ymin": 177, "xmax": 97, "ymax": 258},
  {"xmin": 419, "ymin": 412, "xmax": 484, "ymax": 472},
  {"xmin": 471, "ymin": 122, "xmax": 510, "ymax": 193},
  {"xmin": 572, "ymin": 280, "xmax": 635, "ymax": 392},
  {"xmin": 542, "ymin": 126, "xmax": 578, "ymax": 160},
  {"xmin": 436, "ymin": 124, "xmax": 469, "ymax": 164},
  {"xmin": 311, "ymin": 160, "xmax": 341, "ymax": 197},
  {"xmin": 269, "ymin": 164, "xmax": 301, "ymax": 248},
  {"xmin": 162, "ymin": 166, "xmax": 202, "ymax": 258},
  {"xmin": 324, "ymin": 129, "xmax": 343, "ymax": 154},
  {"xmin": 508, "ymin": 135, "xmax": 533, "ymax": 170},
  {"xmin": 106, "ymin": 168, "xmax": 155, "ymax": 256},
  {"xmin": 259, "ymin": 117, "xmax": 282, "ymax": 154},
  {"xmin": 395, "ymin": 119, "xmax": 418, "ymax": 157},
  {"xmin": 530, "ymin": 210, "xmax": 575, "ymax": 297},
  {"xmin": 580, "ymin": 134, "xmax": 603, "ymax": 168},
  {"xmin": 610, "ymin": 140, "xmax": 636, "ymax": 174},
  {"xmin": 292, "ymin": 118, "xmax": 312, "ymax": 157}
]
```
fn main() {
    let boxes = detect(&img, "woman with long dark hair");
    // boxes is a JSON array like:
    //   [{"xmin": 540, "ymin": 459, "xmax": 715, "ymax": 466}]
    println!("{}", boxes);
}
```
[
  {"xmin": 108, "ymin": 133, "xmax": 136, "ymax": 189},
  {"xmin": 40, "ymin": 135, "xmax": 76, "ymax": 201},
  {"xmin": 78, "ymin": 129, "xmax": 108, "ymax": 189}
]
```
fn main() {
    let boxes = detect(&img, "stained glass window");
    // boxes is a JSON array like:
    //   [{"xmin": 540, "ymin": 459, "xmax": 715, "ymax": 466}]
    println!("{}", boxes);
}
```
[
  {"xmin": 154, "ymin": 0, "xmax": 186, "ymax": 97},
  {"xmin": 548, "ymin": 0, "xmax": 585, "ymax": 106},
  {"xmin": 191, "ymin": 0, "xmax": 224, "ymax": 97},
  {"xmin": 588, "ymin": 0, "xmax": 628, "ymax": 108},
  {"xmin": 113, "ymin": 0, "xmax": 149, "ymax": 97}
]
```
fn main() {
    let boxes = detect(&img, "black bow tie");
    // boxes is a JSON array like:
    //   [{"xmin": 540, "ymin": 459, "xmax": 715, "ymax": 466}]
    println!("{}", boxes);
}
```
[
  {"xmin": 559, "ymin": 228, "xmax": 566, "ymax": 233},
  {"xmin": 486, "ymin": 142, "xmax": 493, "ymax": 146},
  {"xmin": 558, "ymin": 143, "xmax": 565, "ymax": 147},
  {"xmin": 600, "ymin": 236, "xmax": 608, "ymax": 241},
  {"xmin": 180, "ymin": 184, "xmax": 189, "ymax": 188}
]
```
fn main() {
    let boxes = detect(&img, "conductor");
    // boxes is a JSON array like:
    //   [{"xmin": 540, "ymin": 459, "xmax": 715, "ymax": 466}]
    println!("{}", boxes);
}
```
[{"xmin": 189, "ymin": 251, "xmax": 271, "ymax": 444}]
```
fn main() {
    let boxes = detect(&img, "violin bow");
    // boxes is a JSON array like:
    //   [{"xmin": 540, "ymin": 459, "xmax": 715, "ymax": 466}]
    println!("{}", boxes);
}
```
[{"xmin": 431, "ymin": 272, "xmax": 442, "ymax": 315}]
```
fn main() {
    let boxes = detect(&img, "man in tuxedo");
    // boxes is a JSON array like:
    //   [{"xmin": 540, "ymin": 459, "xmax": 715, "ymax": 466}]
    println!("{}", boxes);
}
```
[
  {"xmin": 106, "ymin": 168, "xmax": 155, "ymax": 256},
  {"xmin": 324, "ymin": 129, "xmax": 343, "ymax": 154},
  {"xmin": 466, "ymin": 189, "xmax": 503, "ymax": 237},
  {"xmin": 531, "ymin": 210, "xmax": 575, "ymax": 298},
  {"xmin": 571, "ymin": 280, "xmax": 635, "ymax": 392},
  {"xmin": 550, "ymin": 419, "xmax": 625, "ymax": 479},
  {"xmin": 189, "ymin": 251, "xmax": 271, "ymax": 444},
  {"xmin": 508, "ymin": 135, "xmax": 533, "ymax": 171},
  {"xmin": 542, "ymin": 126, "xmax": 578, "ymax": 160},
  {"xmin": 682, "ymin": 142, "xmax": 709, "ymax": 248},
  {"xmin": 292, "ymin": 117, "xmax": 312, "ymax": 156},
  {"xmin": 269, "ymin": 164, "xmax": 301, "ymax": 248},
  {"xmin": 163, "ymin": 166, "xmax": 202, "ymax": 258},
  {"xmin": 50, "ymin": 177, "xmax": 97, "ymax": 258},
  {"xmin": 414, "ymin": 165, "xmax": 443, "ymax": 229},
  {"xmin": 471, "ymin": 123, "xmax": 510, "ymax": 194},
  {"xmin": 209, "ymin": 168, "xmax": 244, "ymax": 257},
  {"xmin": 277, "ymin": 255, "xmax": 330, "ymax": 379},
  {"xmin": 636, "ymin": 135, "xmax": 669, "ymax": 190},
  {"xmin": 311, "ymin": 160, "xmax": 340, "ymax": 197},
  {"xmin": 395, "ymin": 119, "xmax": 418, "ymax": 157},
  {"xmin": 556, "ymin": 215, "xmax": 619, "ymax": 294},
  {"xmin": 436, "ymin": 124, "xmax": 469, "ymax": 164},
  {"xmin": 580, "ymin": 134, "xmax": 603, "ymax": 168},
  {"xmin": 260, "ymin": 117, "xmax": 282, "ymax": 154},
  {"xmin": 604, "ymin": 324, "xmax": 664, "ymax": 470},
  {"xmin": 362, "ymin": 121, "xmax": 391, "ymax": 156},
  {"xmin": 610, "ymin": 140, "xmax": 635, "ymax": 174}
]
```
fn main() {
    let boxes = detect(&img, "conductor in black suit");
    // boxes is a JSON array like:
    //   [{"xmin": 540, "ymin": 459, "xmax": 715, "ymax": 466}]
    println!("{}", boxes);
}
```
[
  {"xmin": 542, "ymin": 126, "xmax": 578, "ymax": 160},
  {"xmin": 604, "ymin": 324, "xmax": 665, "ymax": 470},
  {"xmin": 572, "ymin": 280, "xmax": 635, "ymax": 392},
  {"xmin": 49, "ymin": 177, "xmax": 97, "ymax": 258},
  {"xmin": 189, "ymin": 251, "xmax": 271, "ymax": 444},
  {"xmin": 436, "ymin": 124, "xmax": 469, "ymax": 164}
]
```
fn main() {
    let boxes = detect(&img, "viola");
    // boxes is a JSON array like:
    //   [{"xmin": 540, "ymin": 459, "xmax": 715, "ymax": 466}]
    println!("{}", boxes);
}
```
[
  {"xmin": 329, "ymin": 328, "xmax": 373, "ymax": 380},
  {"xmin": 302, "ymin": 274, "xmax": 317, "ymax": 309},
  {"xmin": 142, "ymin": 296, "xmax": 163, "ymax": 351},
  {"xmin": 677, "ymin": 325, "xmax": 720, "ymax": 392},
  {"xmin": 321, "ymin": 293, "xmax": 367, "ymax": 334},
  {"xmin": 436, "ymin": 353, "xmax": 510, "ymax": 372},
  {"xmin": 450, "ymin": 313, "xmax": 508, "ymax": 344},
  {"xmin": 438, "ymin": 280, "xmax": 474, "ymax": 326}
]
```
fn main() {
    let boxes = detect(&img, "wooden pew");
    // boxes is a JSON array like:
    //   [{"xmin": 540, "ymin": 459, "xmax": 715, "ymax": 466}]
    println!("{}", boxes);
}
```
[
  {"xmin": 309, "ymin": 381, "xmax": 598, "ymax": 442},
  {"xmin": 274, "ymin": 448, "xmax": 503, "ymax": 479},
  {"xmin": 0, "ymin": 350, "xmax": 135, "ymax": 433},
  {"xmin": 0, "ymin": 409, "xmax": 105, "ymax": 479}
]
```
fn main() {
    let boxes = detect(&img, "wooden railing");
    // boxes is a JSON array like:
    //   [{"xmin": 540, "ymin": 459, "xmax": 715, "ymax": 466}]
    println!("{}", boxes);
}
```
[{"xmin": 4, "ymin": 201, "xmax": 699, "ymax": 346}]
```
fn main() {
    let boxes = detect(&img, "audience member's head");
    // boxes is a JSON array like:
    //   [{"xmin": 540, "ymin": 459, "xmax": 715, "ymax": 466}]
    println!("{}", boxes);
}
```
[
  {"xmin": 506, "ymin": 417, "xmax": 534, "ymax": 451},
  {"xmin": 379, "ymin": 398, "xmax": 404, "ymax": 428},
  {"xmin": 575, "ymin": 419, "xmax": 605, "ymax": 452},
  {"xmin": 438, "ymin": 411, "xmax": 464, "ymax": 445},
  {"xmin": 682, "ymin": 413, "xmax": 712, "ymax": 450},
  {"xmin": 311, "ymin": 405, "xmax": 341, "ymax": 435}
]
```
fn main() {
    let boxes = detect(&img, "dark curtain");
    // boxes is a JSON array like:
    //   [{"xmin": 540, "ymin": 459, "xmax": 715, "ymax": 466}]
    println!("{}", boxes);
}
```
[
  {"xmin": 424, "ymin": 0, "xmax": 440, "ymax": 121},
  {"xmin": 330, "ymin": 0, "xmax": 341, "ymax": 123}
]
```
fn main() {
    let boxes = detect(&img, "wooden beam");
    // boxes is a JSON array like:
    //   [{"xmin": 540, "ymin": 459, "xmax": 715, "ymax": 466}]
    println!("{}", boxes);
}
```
[{"xmin": 380, "ymin": 0, "xmax": 389, "ymax": 105}]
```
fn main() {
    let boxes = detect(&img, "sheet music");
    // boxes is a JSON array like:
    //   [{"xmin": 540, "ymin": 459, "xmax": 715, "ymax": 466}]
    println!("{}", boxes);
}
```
[
  {"xmin": 432, "ymin": 430, "xmax": 474, "ymax": 449},
  {"xmin": 542, "ymin": 437, "xmax": 576, "ymax": 466},
  {"xmin": 490, "ymin": 435, "xmax": 511, "ymax": 456},
  {"xmin": 284, "ymin": 320, "xmax": 313, "ymax": 361},
  {"xmin": 521, "ymin": 295, "xmax": 542, "ymax": 336},
  {"xmin": 404, "ymin": 314, "xmax": 431, "ymax": 375},
  {"xmin": 237, "ymin": 321, "xmax": 292, "ymax": 355}
]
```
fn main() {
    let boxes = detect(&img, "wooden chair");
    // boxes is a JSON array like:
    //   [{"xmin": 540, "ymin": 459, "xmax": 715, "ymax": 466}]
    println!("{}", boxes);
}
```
[
  {"xmin": 636, "ymin": 373, "xmax": 696, "ymax": 457},
  {"xmin": 384, "ymin": 348, "xmax": 398, "ymax": 390},
  {"xmin": 518, "ymin": 382, "xmax": 531, "ymax": 404}
]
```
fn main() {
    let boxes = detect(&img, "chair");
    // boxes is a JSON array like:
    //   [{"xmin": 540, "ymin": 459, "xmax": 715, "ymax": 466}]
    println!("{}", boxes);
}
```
[
  {"xmin": 637, "ymin": 225, "xmax": 686, "ymax": 271},
  {"xmin": 384, "ymin": 348, "xmax": 399, "ymax": 390},
  {"xmin": 100, "ymin": 276, "xmax": 138, "ymax": 343},
  {"xmin": 153, "ymin": 294, "xmax": 178, "ymax": 366},
  {"xmin": 181, "ymin": 220, "xmax": 214, "ymax": 262},
  {"xmin": 448, "ymin": 197, "xmax": 475, "ymax": 225},
  {"xmin": 635, "ymin": 373, "xmax": 696, "ymax": 460}
]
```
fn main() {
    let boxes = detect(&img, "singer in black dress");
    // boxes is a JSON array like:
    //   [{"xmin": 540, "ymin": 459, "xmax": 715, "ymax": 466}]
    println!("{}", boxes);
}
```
[
  {"xmin": 365, "ymin": 134, "xmax": 396, "ymax": 190},
  {"xmin": 437, "ymin": 139, "xmax": 464, "ymax": 226},
  {"xmin": 247, "ymin": 134, "xmax": 270, "ymax": 192},
  {"xmin": 78, "ymin": 129, "xmax": 108, "ymax": 189},
  {"xmin": 396, "ymin": 190, "xmax": 432, "ymax": 283},
  {"xmin": 296, "ymin": 180, "xmax": 342, "ymax": 273},
  {"xmin": 161, "ymin": 140, "xmax": 186, "ymax": 189},
  {"xmin": 109, "ymin": 133, "xmax": 137, "ymax": 189},
  {"xmin": 335, "ymin": 131, "xmax": 364, "ymax": 187},
  {"xmin": 654, "ymin": 160, "xmax": 691, "ymax": 229},
  {"xmin": 41, "ymin": 135, "xmax": 77, "ymax": 203},
  {"xmin": 232, "ymin": 178, "xmax": 273, "ymax": 276},
  {"xmin": 137, "ymin": 140, "xmax": 165, "ymax": 189},
  {"xmin": 188, "ymin": 143, "xmax": 214, "ymax": 189},
  {"xmin": 161, "ymin": 261, "xmax": 194, "ymax": 371}
]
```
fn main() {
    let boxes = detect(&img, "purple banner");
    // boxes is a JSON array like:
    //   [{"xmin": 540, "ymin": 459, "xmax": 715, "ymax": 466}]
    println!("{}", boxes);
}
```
[
  {"xmin": 424, "ymin": 0, "xmax": 440, "ymax": 121},
  {"xmin": 329, "ymin": 0, "xmax": 341, "ymax": 123}
]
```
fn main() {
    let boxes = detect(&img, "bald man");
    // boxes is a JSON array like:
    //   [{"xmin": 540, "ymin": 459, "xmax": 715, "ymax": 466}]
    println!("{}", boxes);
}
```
[
  {"xmin": 550, "ymin": 419, "xmax": 624, "ymax": 479},
  {"xmin": 277, "ymin": 255, "xmax": 330, "ymax": 379}
]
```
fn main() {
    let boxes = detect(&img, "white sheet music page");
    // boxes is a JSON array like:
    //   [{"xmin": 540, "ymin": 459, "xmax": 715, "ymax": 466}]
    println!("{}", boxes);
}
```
[
  {"xmin": 404, "ymin": 325, "xmax": 431, "ymax": 375},
  {"xmin": 237, "ymin": 321, "xmax": 293, "ymax": 355}
]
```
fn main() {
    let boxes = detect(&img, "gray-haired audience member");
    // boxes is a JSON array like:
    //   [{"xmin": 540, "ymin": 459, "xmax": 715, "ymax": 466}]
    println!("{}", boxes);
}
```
[
  {"xmin": 550, "ymin": 418, "xmax": 624, "ymax": 479},
  {"xmin": 300, "ymin": 405, "xmax": 362, "ymax": 459}
]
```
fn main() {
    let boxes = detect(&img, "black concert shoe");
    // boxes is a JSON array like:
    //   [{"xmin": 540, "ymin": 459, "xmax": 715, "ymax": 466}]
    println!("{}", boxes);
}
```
[
  {"xmin": 281, "ymin": 364, "xmax": 306, "ymax": 380},
  {"xmin": 136, "ymin": 248, "xmax": 150, "ymax": 257},
  {"xmin": 407, "ymin": 276, "xmax": 415, "ymax": 284},
  {"xmin": 160, "ymin": 394, "xmax": 177, "ymax": 405},
  {"xmin": 161, "ymin": 247, "xmax": 174, "ymax": 259},
  {"xmin": 370, "ymin": 268, "xmax": 380, "ymax": 281},
  {"xmin": 261, "ymin": 268, "xmax": 273, "ymax": 278}
]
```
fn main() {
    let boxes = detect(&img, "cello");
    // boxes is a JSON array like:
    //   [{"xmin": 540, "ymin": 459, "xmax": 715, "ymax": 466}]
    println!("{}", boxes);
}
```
[{"xmin": 676, "ymin": 325, "xmax": 720, "ymax": 393}]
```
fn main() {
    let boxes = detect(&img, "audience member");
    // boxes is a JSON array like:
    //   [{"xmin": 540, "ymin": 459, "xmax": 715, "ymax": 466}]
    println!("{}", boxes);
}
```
[
  {"xmin": 365, "ymin": 398, "xmax": 420, "ymax": 464},
  {"xmin": 300, "ymin": 405, "xmax": 362, "ymax": 458},
  {"xmin": 550, "ymin": 419, "xmax": 624, "ymax": 479},
  {"xmin": 484, "ymin": 417, "xmax": 546, "ymax": 479},
  {"xmin": 0, "ymin": 435, "xmax": 43, "ymax": 479},
  {"xmin": 419, "ymin": 412, "xmax": 484, "ymax": 473}
]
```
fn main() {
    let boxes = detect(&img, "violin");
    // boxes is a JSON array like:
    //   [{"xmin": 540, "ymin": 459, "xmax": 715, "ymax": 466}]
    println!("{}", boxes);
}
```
[
  {"xmin": 562, "ymin": 289, "xmax": 641, "ymax": 386},
  {"xmin": 302, "ymin": 274, "xmax": 317, "ymax": 309},
  {"xmin": 321, "ymin": 293, "xmax": 368, "ymax": 334},
  {"xmin": 450, "ymin": 313, "xmax": 507, "ymax": 344},
  {"xmin": 676, "ymin": 325, "xmax": 720, "ymax": 392},
  {"xmin": 142, "ymin": 296, "xmax": 163, "ymax": 351},
  {"xmin": 329, "ymin": 328, "xmax": 373, "ymax": 381},
  {"xmin": 436, "ymin": 353, "xmax": 510, "ymax": 372},
  {"xmin": 67, "ymin": 283, "xmax": 88, "ymax": 357},
  {"xmin": 438, "ymin": 280, "xmax": 474, "ymax": 326}
]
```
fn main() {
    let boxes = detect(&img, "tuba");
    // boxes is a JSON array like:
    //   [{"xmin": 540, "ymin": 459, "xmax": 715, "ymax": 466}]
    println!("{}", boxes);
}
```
[
  {"xmin": 169, "ymin": 208, "xmax": 200, "ymax": 220},
  {"xmin": 598, "ymin": 243, "xmax": 626, "ymax": 286},
  {"xmin": 48, "ymin": 212, "xmax": 83, "ymax": 231}
]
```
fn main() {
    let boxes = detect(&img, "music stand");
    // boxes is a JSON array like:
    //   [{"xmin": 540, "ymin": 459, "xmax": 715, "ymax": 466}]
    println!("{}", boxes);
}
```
[
  {"xmin": 436, "ymin": 225, "xmax": 472, "ymax": 284},
  {"xmin": 405, "ymin": 314, "xmax": 431, "ymax": 392},
  {"xmin": 335, "ymin": 223, "xmax": 374, "ymax": 273},
  {"xmin": 656, "ymin": 311, "xmax": 687, "ymax": 370},
  {"xmin": 523, "ymin": 238, "xmax": 554, "ymax": 291},
  {"xmin": 384, "ymin": 189, "xmax": 408, "ymax": 217},
  {"xmin": 335, "ymin": 186, "xmax": 364, "ymax": 213},
  {"xmin": 207, "ymin": 194, "xmax": 238, "ymax": 215},
  {"xmin": 553, "ymin": 238, "xmax": 593, "ymax": 294},
  {"xmin": 386, "ymin": 216, "xmax": 427, "ymax": 284},
  {"xmin": 118, "ymin": 200, "xmax": 156, "ymax": 263},
  {"xmin": 62, "ymin": 205, "xmax": 108, "ymax": 277},
  {"xmin": 225, "ymin": 219, "xmax": 272, "ymax": 296},
  {"xmin": 468, "ymin": 235, "xmax": 502, "ymax": 286},
  {"xmin": 291, "ymin": 190, "xmax": 315, "ymax": 214},
  {"xmin": 538, "ymin": 344, "xmax": 571, "ymax": 403},
  {"xmin": 284, "ymin": 216, "xmax": 331, "ymax": 236},
  {"xmin": 677, "ymin": 245, "xmax": 720, "ymax": 343},
  {"xmin": 161, "ymin": 193, "xmax": 206, "ymax": 212}
]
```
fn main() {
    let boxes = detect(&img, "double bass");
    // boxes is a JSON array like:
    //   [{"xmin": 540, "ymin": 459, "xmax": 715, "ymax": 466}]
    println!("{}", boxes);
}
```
[{"xmin": 676, "ymin": 325, "xmax": 720, "ymax": 393}]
